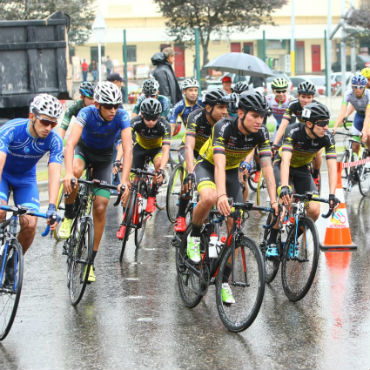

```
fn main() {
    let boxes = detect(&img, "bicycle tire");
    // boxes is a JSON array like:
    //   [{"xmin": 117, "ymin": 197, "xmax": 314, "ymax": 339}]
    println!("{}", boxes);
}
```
[
  {"xmin": 53, "ymin": 183, "xmax": 65, "ymax": 241},
  {"xmin": 69, "ymin": 217, "xmax": 94, "ymax": 306},
  {"xmin": 135, "ymin": 181, "xmax": 148, "ymax": 248},
  {"xmin": 176, "ymin": 226, "xmax": 202, "ymax": 308},
  {"xmin": 166, "ymin": 163, "xmax": 184, "ymax": 223},
  {"xmin": 0, "ymin": 240, "xmax": 23, "ymax": 340},
  {"xmin": 358, "ymin": 151, "xmax": 370, "ymax": 197},
  {"xmin": 339, "ymin": 150, "xmax": 351, "ymax": 179},
  {"xmin": 119, "ymin": 191, "xmax": 136, "ymax": 262},
  {"xmin": 281, "ymin": 216, "xmax": 319, "ymax": 302},
  {"xmin": 248, "ymin": 170, "xmax": 259, "ymax": 192},
  {"xmin": 156, "ymin": 169, "xmax": 168, "ymax": 211},
  {"xmin": 215, "ymin": 236, "xmax": 265, "ymax": 332}
]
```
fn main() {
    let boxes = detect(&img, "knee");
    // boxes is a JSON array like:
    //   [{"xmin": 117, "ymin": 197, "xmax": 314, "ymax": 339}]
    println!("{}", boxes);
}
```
[
  {"xmin": 200, "ymin": 191, "xmax": 217, "ymax": 208},
  {"xmin": 93, "ymin": 200, "xmax": 108, "ymax": 218},
  {"xmin": 20, "ymin": 216, "xmax": 37, "ymax": 232},
  {"xmin": 308, "ymin": 203, "xmax": 320, "ymax": 221}
]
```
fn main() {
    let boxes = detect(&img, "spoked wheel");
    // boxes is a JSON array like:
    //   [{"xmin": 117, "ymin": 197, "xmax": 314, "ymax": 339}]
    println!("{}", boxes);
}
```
[
  {"xmin": 119, "ymin": 191, "xmax": 136, "ymax": 262},
  {"xmin": 0, "ymin": 241, "xmax": 23, "ymax": 340},
  {"xmin": 166, "ymin": 163, "xmax": 184, "ymax": 223},
  {"xmin": 69, "ymin": 218, "xmax": 94, "ymax": 306},
  {"xmin": 176, "ymin": 226, "xmax": 202, "ymax": 308},
  {"xmin": 135, "ymin": 181, "xmax": 148, "ymax": 248},
  {"xmin": 358, "ymin": 152, "xmax": 370, "ymax": 196},
  {"xmin": 216, "ymin": 236, "xmax": 265, "ymax": 332},
  {"xmin": 156, "ymin": 169, "xmax": 169, "ymax": 211},
  {"xmin": 53, "ymin": 183, "xmax": 65, "ymax": 241},
  {"xmin": 248, "ymin": 170, "xmax": 260, "ymax": 192},
  {"xmin": 281, "ymin": 216, "xmax": 319, "ymax": 302},
  {"xmin": 340, "ymin": 150, "xmax": 352, "ymax": 192}
]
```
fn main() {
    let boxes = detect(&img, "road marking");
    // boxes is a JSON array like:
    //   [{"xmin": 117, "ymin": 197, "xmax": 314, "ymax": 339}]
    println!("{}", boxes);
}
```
[
  {"xmin": 142, "ymin": 248, "xmax": 156, "ymax": 251},
  {"xmin": 137, "ymin": 317, "xmax": 153, "ymax": 322},
  {"xmin": 127, "ymin": 295, "xmax": 144, "ymax": 299},
  {"xmin": 124, "ymin": 277, "xmax": 139, "ymax": 281}
]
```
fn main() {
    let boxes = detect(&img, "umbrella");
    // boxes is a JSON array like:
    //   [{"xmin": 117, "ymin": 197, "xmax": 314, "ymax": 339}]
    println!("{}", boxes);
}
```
[{"xmin": 204, "ymin": 52, "xmax": 274, "ymax": 78}]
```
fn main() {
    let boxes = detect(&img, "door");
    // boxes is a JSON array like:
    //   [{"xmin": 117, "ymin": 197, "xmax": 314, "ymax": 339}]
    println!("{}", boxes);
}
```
[
  {"xmin": 231, "ymin": 43, "xmax": 241, "ymax": 52},
  {"xmin": 174, "ymin": 45, "xmax": 185, "ymax": 78},
  {"xmin": 243, "ymin": 42, "xmax": 253, "ymax": 55},
  {"xmin": 311, "ymin": 45, "xmax": 321, "ymax": 72},
  {"xmin": 296, "ymin": 41, "xmax": 305, "ymax": 74}
]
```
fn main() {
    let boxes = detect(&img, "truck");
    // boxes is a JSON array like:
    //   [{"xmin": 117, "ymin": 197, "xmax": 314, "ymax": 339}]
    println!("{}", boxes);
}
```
[{"xmin": 0, "ymin": 11, "xmax": 71, "ymax": 119}]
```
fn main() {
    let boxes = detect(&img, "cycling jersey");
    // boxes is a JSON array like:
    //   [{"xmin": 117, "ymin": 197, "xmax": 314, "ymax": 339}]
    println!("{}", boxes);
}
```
[
  {"xmin": 282, "ymin": 99, "xmax": 319, "ymax": 123},
  {"xmin": 343, "ymin": 89, "xmax": 370, "ymax": 114},
  {"xmin": 76, "ymin": 105, "xmax": 130, "ymax": 150},
  {"xmin": 169, "ymin": 98, "xmax": 204, "ymax": 125},
  {"xmin": 133, "ymin": 94, "xmax": 171, "ymax": 119},
  {"xmin": 131, "ymin": 116, "xmax": 171, "ymax": 150},
  {"xmin": 199, "ymin": 116, "xmax": 271, "ymax": 170},
  {"xmin": 266, "ymin": 94, "xmax": 294, "ymax": 125},
  {"xmin": 61, "ymin": 99, "xmax": 84, "ymax": 131},
  {"xmin": 279, "ymin": 123, "xmax": 336, "ymax": 168}
]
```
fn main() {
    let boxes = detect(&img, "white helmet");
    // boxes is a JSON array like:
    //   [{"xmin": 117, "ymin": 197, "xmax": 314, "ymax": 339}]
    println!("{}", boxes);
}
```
[
  {"xmin": 94, "ymin": 81, "xmax": 122, "ymax": 104},
  {"xmin": 182, "ymin": 78, "xmax": 199, "ymax": 90},
  {"xmin": 30, "ymin": 94, "xmax": 63, "ymax": 119}
]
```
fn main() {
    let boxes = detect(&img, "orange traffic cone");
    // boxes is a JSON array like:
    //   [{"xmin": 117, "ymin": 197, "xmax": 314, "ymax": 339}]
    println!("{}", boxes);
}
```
[{"xmin": 320, "ymin": 162, "xmax": 357, "ymax": 251}]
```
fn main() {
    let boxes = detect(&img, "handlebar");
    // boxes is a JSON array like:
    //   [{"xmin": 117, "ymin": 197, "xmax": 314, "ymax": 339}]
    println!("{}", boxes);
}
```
[
  {"xmin": 343, "ymin": 118, "xmax": 353, "ymax": 131},
  {"xmin": 130, "ymin": 168, "xmax": 156, "ymax": 177}
]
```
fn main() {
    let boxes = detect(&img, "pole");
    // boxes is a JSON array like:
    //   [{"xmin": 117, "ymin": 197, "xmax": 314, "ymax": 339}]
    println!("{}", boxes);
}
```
[
  {"xmin": 340, "ymin": 0, "xmax": 346, "ymax": 96},
  {"xmin": 290, "ymin": 0, "xmax": 295, "ymax": 76},
  {"xmin": 327, "ymin": 0, "xmax": 332, "ymax": 98},
  {"xmin": 194, "ymin": 27, "xmax": 201, "ymax": 93},
  {"xmin": 98, "ymin": 42, "xmax": 102, "ymax": 82},
  {"xmin": 262, "ymin": 30, "xmax": 266, "ymax": 62},
  {"xmin": 350, "ymin": 0, "xmax": 356, "ymax": 74},
  {"xmin": 123, "ymin": 29, "xmax": 128, "ymax": 104},
  {"xmin": 325, "ymin": 30, "xmax": 329, "ymax": 97}
]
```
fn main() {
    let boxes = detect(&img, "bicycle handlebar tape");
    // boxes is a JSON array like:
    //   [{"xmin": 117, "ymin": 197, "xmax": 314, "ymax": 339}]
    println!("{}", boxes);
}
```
[{"xmin": 320, "ymin": 162, "xmax": 357, "ymax": 251}]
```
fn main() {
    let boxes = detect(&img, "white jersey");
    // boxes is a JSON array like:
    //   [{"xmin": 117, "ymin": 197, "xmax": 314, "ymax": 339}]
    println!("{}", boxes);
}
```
[
  {"xmin": 343, "ymin": 89, "xmax": 370, "ymax": 114},
  {"xmin": 266, "ymin": 94, "xmax": 295, "ymax": 124}
]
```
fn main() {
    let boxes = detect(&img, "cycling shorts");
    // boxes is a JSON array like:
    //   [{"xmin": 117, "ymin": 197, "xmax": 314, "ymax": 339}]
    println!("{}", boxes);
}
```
[
  {"xmin": 0, "ymin": 172, "xmax": 40, "ymax": 211},
  {"xmin": 354, "ymin": 112, "xmax": 365, "ymax": 132},
  {"xmin": 132, "ymin": 143, "xmax": 162, "ymax": 170},
  {"xmin": 194, "ymin": 159, "xmax": 243, "ymax": 202},
  {"xmin": 75, "ymin": 142, "xmax": 113, "ymax": 199},
  {"xmin": 351, "ymin": 118, "xmax": 363, "ymax": 143}
]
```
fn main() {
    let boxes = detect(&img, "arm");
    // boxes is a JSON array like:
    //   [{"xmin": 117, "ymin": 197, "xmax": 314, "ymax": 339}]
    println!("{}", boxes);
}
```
[
  {"xmin": 0, "ymin": 152, "xmax": 7, "ymax": 180},
  {"xmin": 333, "ymin": 103, "xmax": 348, "ymax": 133},
  {"xmin": 327, "ymin": 158, "xmax": 337, "ymax": 195},
  {"xmin": 273, "ymin": 118, "xmax": 289, "ymax": 147},
  {"xmin": 120, "ymin": 127, "xmax": 133, "ymax": 186},
  {"xmin": 159, "ymin": 144, "xmax": 170, "ymax": 172},
  {"xmin": 214, "ymin": 153, "xmax": 229, "ymax": 216},
  {"xmin": 279, "ymin": 150, "xmax": 293, "ymax": 206},
  {"xmin": 362, "ymin": 105, "xmax": 370, "ymax": 143},
  {"xmin": 184, "ymin": 134, "xmax": 196, "ymax": 174},
  {"xmin": 48, "ymin": 162, "xmax": 62, "ymax": 205},
  {"xmin": 260, "ymin": 156, "xmax": 278, "ymax": 214}
]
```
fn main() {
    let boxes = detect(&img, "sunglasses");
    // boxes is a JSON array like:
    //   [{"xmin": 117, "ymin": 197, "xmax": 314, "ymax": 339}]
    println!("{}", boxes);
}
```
[
  {"xmin": 315, "ymin": 119, "xmax": 329, "ymax": 127},
  {"xmin": 142, "ymin": 113, "xmax": 160, "ymax": 121},
  {"xmin": 36, "ymin": 115, "xmax": 58, "ymax": 128},
  {"xmin": 275, "ymin": 90, "xmax": 287, "ymax": 93},
  {"xmin": 352, "ymin": 85, "xmax": 365, "ymax": 90},
  {"xmin": 101, "ymin": 103, "xmax": 120, "ymax": 110}
]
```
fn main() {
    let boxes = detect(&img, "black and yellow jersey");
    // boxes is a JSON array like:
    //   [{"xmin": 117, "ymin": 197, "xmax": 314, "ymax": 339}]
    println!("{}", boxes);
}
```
[
  {"xmin": 131, "ymin": 116, "xmax": 171, "ymax": 150},
  {"xmin": 183, "ymin": 108, "xmax": 213, "ymax": 153},
  {"xmin": 280, "ymin": 123, "xmax": 336, "ymax": 168},
  {"xmin": 282, "ymin": 98, "xmax": 319, "ymax": 123},
  {"xmin": 199, "ymin": 116, "xmax": 272, "ymax": 170}
]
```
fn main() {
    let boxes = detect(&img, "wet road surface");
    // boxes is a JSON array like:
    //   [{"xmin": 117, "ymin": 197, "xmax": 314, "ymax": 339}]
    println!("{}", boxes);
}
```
[{"xmin": 0, "ymin": 183, "xmax": 370, "ymax": 370}]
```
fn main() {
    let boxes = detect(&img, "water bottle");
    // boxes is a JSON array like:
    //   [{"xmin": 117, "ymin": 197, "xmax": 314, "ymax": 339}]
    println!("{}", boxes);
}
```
[{"xmin": 208, "ymin": 232, "xmax": 218, "ymax": 258}]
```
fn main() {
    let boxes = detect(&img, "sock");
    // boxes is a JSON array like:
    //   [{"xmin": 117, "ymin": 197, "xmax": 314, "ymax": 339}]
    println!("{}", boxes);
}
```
[
  {"xmin": 177, "ymin": 198, "xmax": 188, "ymax": 218},
  {"xmin": 64, "ymin": 203, "xmax": 74, "ymax": 219},
  {"xmin": 191, "ymin": 224, "xmax": 201, "ymax": 237},
  {"xmin": 268, "ymin": 228, "xmax": 279, "ymax": 245}
]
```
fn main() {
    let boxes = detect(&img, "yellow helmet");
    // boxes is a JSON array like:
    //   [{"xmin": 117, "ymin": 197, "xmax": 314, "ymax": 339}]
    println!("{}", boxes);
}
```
[{"xmin": 361, "ymin": 67, "xmax": 370, "ymax": 78}]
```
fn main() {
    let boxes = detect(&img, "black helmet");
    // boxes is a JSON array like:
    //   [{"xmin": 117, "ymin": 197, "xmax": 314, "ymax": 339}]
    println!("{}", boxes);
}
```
[
  {"xmin": 301, "ymin": 102, "xmax": 330, "ymax": 123},
  {"xmin": 79, "ymin": 81, "xmax": 94, "ymax": 98},
  {"xmin": 238, "ymin": 91, "xmax": 269, "ymax": 115},
  {"xmin": 203, "ymin": 89, "xmax": 229, "ymax": 106},
  {"xmin": 233, "ymin": 81, "xmax": 249, "ymax": 94},
  {"xmin": 297, "ymin": 81, "xmax": 316, "ymax": 95},
  {"xmin": 140, "ymin": 97, "xmax": 162, "ymax": 116}
]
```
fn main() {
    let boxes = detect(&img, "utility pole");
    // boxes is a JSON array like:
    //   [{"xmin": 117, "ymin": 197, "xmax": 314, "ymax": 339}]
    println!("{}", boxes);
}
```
[{"xmin": 290, "ymin": 0, "xmax": 295, "ymax": 76}]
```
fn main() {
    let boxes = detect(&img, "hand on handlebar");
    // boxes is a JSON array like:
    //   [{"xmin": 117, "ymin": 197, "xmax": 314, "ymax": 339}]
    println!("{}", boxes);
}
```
[
  {"xmin": 63, "ymin": 173, "xmax": 77, "ymax": 195},
  {"xmin": 183, "ymin": 172, "xmax": 195, "ymax": 194},
  {"xmin": 46, "ymin": 203, "xmax": 60, "ymax": 231},
  {"xmin": 217, "ymin": 194, "xmax": 230, "ymax": 216}
]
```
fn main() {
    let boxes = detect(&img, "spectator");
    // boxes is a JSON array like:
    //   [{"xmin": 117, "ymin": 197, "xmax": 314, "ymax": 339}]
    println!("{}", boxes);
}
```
[
  {"xmin": 107, "ymin": 73, "xmax": 127, "ymax": 104},
  {"xmin": 221, "ymin": 75, "xmax": 233, "ymax": 94},
  {"xmin": 151, "ymin": 47, "xmax": 182, "ymax": 105},
  {"xmin": 105, "ymin": 56, "xmax": 113, "ymax": 77},
  {"xmin": 81, "ymin": 59, "xmax": 89, "ymax": 82},
  {"xmin": 89, "ymin": 60, "xmax": 98, "ymax": 82}
]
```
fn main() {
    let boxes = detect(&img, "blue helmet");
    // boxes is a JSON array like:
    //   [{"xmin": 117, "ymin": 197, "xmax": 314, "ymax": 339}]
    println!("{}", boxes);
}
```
[{"xmin": 351, "ymin": 74, "xmax": 367, "ymax": 86}]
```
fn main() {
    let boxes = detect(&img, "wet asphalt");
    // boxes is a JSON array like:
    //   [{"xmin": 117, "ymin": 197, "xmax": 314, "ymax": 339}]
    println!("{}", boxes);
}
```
[{"xmin": 0, "ymin": 176, "xmax": 369, "ymax": 370}]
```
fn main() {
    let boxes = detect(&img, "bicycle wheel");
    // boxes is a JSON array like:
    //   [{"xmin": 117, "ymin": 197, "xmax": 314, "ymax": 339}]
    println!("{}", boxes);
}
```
[
  {"xmin": 119, "ymin": 191, "xmax": 136, "ymax": 262},
  {"xmin": 0, "ymin": 240, "xmax": 23, "ymax": 340},
  {"xmin": 216, "ymin": 236, "xmax": 265, "ymax": 332},
  {"xmin": 69, "ymin": 218, "xmax": 94, "ymax": 306},
  {"xmin": 176, "ymin": 226, "xmax": 202, "ymax": 308},
  {"xmin": 53, "ymin": 183, "xmax": 65, "ymax": 241},
  {"xmin": 166, "ymin": 163, "xmax": 184, "ymax": 223},
  {"xmin": 156, "ymin": 169, "xmax": 169, "ymax": 211},
  {"xmin": 281, "ymin": 216, "xmax": 319, "ymax": 302},
  {"xmin": 339, "ymin": 150, "xmax": 351, "ymax": 179},
  {"xmin": 248, "ymin": 170, "xmax": 259, "ymax": 192},
  {"xmin": 135, "ymin": 181, "xmax": 148, "ymax": 248},
  {"xmin": 358, "ymin": 152, "xmax": 370, "ymax": 196}
]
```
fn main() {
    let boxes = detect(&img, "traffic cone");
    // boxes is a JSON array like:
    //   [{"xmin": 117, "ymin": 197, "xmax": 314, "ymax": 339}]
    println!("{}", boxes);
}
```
[{"xmin": 320, "ymin": 162, "xmax": 357, "ymax": 251}]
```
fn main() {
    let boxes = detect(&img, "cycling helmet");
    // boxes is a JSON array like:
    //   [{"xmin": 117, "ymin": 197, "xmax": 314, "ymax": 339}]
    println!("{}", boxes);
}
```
[
  {"xmin": 142, "ymin": 79, "xmax": 160, "ymax": 96},
  {"xmin": 361, "ymin": 67, "xmax": 370, "ymax": 79},
  {"xmin": 94, "ymin": 81, "xmax": 122, "ymax": 104},
  {"xmin": 271, "ymin": 77, "xmax": 289, "ymax": 90},
  {"xmin": 297, "ymin": 81, "xmax": 316, "ymax": 95},
  {"xmin": 238, "ymin": 91, "xmax": 269, "ymax": 115},
  {"xmin": 203, "ymin": 89, "xmax": 229, "ymax": 106},
  {"xmin": 140, "ymin": 97, "xmax": 162, "ymax": 116},
  {"xmin": 79, "ymin": 81, "xmax": 94, "ymax": 98},
  {"xmin": 30, "ymin": 93, "xmax": 63, "ymax": 119},
  {"xmin": 182, "ymin": 78, "xmax": 199, "ymax": 90},
  {"xmin": 233, "ymin": 81, "xmax": 249, "ymax": 94},
  {"xmin": 301, "ymin": 101, "xmax": 330, "ymax": 123},
  {"xmin": 351, "ymin": 73, "xmax": 367, "ymax": 86}
]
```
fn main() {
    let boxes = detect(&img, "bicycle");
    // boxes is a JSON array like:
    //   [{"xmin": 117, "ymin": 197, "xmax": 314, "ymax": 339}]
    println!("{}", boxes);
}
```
[
  {"xmin": 174, "ymin": 201, "xmax": 276, "ymax": 332},
  {"xmin": 62, "ymin": 176, "xmax": 121, "ymax": 306},
  {"xmin": 260, "ymin": 192, "xmax": 335, "ymax": 302},
  {"xmin": 0, "ymin": 205, "xmax": 57, "ymax": 340},
  {"xmin": 166, "ymin": 161, "xmax": 185, "ymax": 223}
]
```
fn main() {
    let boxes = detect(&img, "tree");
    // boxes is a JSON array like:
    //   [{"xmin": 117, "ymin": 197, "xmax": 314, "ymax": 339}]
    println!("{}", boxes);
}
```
[
  {"xmin": 347, "ymin": 6, "xmax": 370, "ymax": 30},
  {"xmin": 0, "ymin": 0, "xmax": 95, "ymax": 45},
  {"xmin": 153, "ymin": 0, "xmax": 287, "ymax": 67}
]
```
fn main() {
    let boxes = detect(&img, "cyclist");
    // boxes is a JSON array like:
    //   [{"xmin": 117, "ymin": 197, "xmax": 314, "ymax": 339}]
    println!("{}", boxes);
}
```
[
  {"xmin": 174, "ymin": 89, "xmax": 229, "ymax": 232},
  {"xmin": 59, "ymin": 81, "xmax": 132, "ymax": 282},
  {"xmin": 228, "ymin": 81, "xmax": 249, "ymax": 117},
  {"xmin": 267, "ymin": 101, "xmax": 337, "ymax": 258},
  {"xmin": 116, "ymin": 98, "xmax": 171, "ymax": 239},
  {"xmin": 170, "ymin": 78, "xmax": 204, "ymax": 136},
  {"xmin": 131, "ymin": 79, "xmax": 171, "ymax": 120},
  {"xmin": 0, "ymin": 94, "xmax": 63, "ymax": 255},
  {"xmin": 188, "ymin": 91, "xmax": 278, "ymax": 303},
  {"xmin": 58, "ymin": 81, "xmax": 95, "ymax": 139},
  {"xmin": 361, "ymin": 67, "xmax": 370, "ymax": 89},
  {"xmin": 333, "ymin": 74, "xmax": 370, "ymax": 156}
]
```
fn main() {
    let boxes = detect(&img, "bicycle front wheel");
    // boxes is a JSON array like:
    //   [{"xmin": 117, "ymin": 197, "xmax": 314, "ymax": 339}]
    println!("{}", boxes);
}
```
[
  {"xmin": 135, "ymin": 181, "xmax": 148, "ymax": 248},
  {"xmin": 358, "ymin": 152, "xmax": 370, "ymax": 196},
  {"xmin": 0, "ymin": 240, "xmax": 23, "ymax": 340},
  {"xmin": 53, "ymin": 183, "xmax": 65, "ymax": 241},
  {"xmin": 166, "ymin": 164, "xmax": 184, "ymax": 223},
  {"xmin": 156, "ymin": 170, "xmax": 169, "ymax": 211},
  {"xmin": 120, "ymin": 191, "xmax": 135, "ymax": 262},
  {"xmin": 281, "ymin": 216, "xmax": 319, "ymax": 302},
  {"xmin": 69, "ymin": 218, "xmax": 94, "ymax": 306},
  {"xmin": 216, "ymin": 236, "xmax": 265, "ymax": 332}
]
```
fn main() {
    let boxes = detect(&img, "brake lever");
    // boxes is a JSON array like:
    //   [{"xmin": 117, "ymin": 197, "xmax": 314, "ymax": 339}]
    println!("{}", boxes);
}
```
[{"xmin": 113, "ymin": 185, "xmax": 126, "ymax": 207}]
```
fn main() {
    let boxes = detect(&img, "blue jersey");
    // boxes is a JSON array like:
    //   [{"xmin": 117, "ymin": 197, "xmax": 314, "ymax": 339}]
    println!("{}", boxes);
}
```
[
  {"xmin": 0, "ymin": 118, "xmax": 63, "ymax": 179},
  {"xmin": 170, "ymin": 98, "xmax": 204, "ymax": 125},
  {"xmin": 77, "ymin": 106, "xmax": 130, "ymax": 150}
]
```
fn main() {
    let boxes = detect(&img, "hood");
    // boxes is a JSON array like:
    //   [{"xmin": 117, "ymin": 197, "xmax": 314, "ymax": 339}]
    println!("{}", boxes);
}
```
[{"xmin": 151, "ymin": 52, "xmax": 166, "ymax": 66}]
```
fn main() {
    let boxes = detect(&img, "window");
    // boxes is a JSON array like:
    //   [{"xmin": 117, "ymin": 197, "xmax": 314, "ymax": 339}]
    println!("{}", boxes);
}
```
[
  {"xmin": 127, "ymin": 45, "xmax": 136, "ymax": 62},
  {"xmin": 90, "ymin": 46, "xmax": 105, "ymax": 63},
  {"xmin": 267, "ymin": 40, "xmax": 283, "ymax": 50}
]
